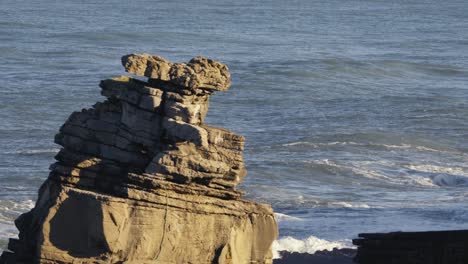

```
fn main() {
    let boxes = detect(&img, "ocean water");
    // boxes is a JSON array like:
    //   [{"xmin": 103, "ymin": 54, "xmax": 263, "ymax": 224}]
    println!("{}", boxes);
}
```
[{"xmin": 1, "ymin": 0, "xmax": 468, "ymax": 255}]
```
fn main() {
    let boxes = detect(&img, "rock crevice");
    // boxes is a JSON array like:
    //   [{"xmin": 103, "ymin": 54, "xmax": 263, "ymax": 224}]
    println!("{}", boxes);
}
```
[{"xmin": 0, "ymin": 54, "xmax": 278, "ymax": 264}]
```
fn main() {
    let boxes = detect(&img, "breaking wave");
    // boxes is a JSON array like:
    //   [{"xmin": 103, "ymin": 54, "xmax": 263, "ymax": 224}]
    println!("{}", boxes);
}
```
[
  {"xmin": 405, "ymin": 165, "xmax": 468, "ymax": 187},
  {"xmin": 274, "ymin": 213, "xmax": 303, "ymax": 223},
  {"xmin": 282, "ymin": 140, "xmax": 450, "ymax": 153},
  {"xmin": 304, "ymin": 159, "xmax": 468, "ymax": 188},
  {"xmin": 0, "ymin": 199, "xmax": 35, "ymax": 221},
  {"xmin": 0, "ymin": 199, "xmax": 35, "ymax": 250},
  {"xmin": 272, "ymin": 235, "xmax": 353, "ymax": 259}
]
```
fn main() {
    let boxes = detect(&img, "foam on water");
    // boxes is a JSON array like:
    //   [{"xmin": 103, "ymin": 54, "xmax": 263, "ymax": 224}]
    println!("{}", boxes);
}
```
[
  {"xmin": 305, "ymin": 159, "xmax": 438, "ymax": 187},
  {"xmin": 351, "ymin": 166, "xmax": 436, "ymax": 187},
  {"xmin": 0, "ymin": 199, "xmax": 35, "ymax": 216},
  {"xmin": 406, "ymin": 165, "xmax": 468, "ymax": 177},
  {"xmin": 316, "ymin": 159, "xmax": 468, "ymax": 188},
  {"xmin": 283, "ymin": 140, "xmax": 452, "ymax": 154},
  {"xmin": 0, "ymin": 199, "xmax": 34, "ymax": 250},
  {"xmin": 0, "ymin": 223, "xmax": 18, "ymax": 250},
  {"xmin": 329, "ymin": 202, "xmax": 371, "ymax": 209},
  {"xmin": 272, "ymin": 235, "xmax": 354, "ymax": 259},
  {"xmin": 405, "ymin": 165, "xmax": 468, "ymax": 187},
  {"xmin": 274, "ymin": 213, "xmax": 303, "ymax": 223},
  {"xmin": 1, "ymin": 148, "xmax": 60, "ymax": 155}
]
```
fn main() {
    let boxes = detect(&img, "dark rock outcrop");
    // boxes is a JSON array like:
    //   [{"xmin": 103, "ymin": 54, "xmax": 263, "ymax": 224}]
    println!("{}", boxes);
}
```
[
  {"xmin": 0, "ymin": 54, "xmax": 278, "ymax": 264},
  {"xmin": 353, "ymin": 230, "xmax": 468, "ymax": 264},
  {"xmin": 273, "ymin": 248, "xmax": 356, "ymax": 264}
]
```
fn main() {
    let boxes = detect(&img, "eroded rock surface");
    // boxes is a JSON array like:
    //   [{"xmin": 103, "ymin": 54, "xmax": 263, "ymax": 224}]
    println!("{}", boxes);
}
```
[
  {"xmin": 122, "ymin": 53, "xmax": 231, "ymax": 92},
  {"xmin": 0, "ymin": 54, "xmax": 277, "ymax": 264}
]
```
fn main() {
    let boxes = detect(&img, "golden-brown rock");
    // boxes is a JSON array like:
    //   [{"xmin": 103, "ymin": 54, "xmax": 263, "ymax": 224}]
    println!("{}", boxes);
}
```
[
  {"xmin": 122, "ymin": 53, "xmax": 231, "ymax": 92},
  {"xmin": 0, "ymin": 54, "xmax": 277, "ymax": 264}
]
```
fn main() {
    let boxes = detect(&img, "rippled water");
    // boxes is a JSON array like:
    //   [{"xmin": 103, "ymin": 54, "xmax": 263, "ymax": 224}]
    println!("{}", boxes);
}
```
[{"xmin": 1, "ymin": 0, "xmax": 468, "ymax": 253}]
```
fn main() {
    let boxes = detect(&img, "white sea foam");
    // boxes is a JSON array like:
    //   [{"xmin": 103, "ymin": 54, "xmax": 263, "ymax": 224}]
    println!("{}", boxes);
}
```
[
  {"xmin": 0, "ymin": 225, "xmax": 19, "ymax": 252},
  {"xmin": 329, "ymin": 201, "xmax": 371, "ymax": 209},
  {"xmin": 274, "ymin": 213, "xmax": 303, "ymax": 223},
  {"xmin": 316, "ymin": 160, "xmax": 439, "ymax": 187},
  {"xmin": 405, "ymin": 164, "xmax": 468, "ymax": 186},
  {"xmin": 2, "ymin": 148, "xmax": 60, "ymax": 155},
  {"xmin": 0, "ymin": 221, "xmax": 20, "ymax": 250},
  {"xmin": 283, "ymin": 141, "xmax": 359, "ymax": 148},
  {"xmin": 350, "ymin": 164, "xmax": 437, "ymax": 187},
  {"xmin": 368, "ymin": 143, "xmax": 446, "ymax": 153},
  {"xmin": 345, "ymin": 164, "xmax": 397, "ymax": 182},
  {"xmin": 0, "ymin": 223, "xmax": 19, "ymax": 239},
  {"xmin": 407, "ymin": 175, "xmax": 437, "ymax": 187},
  {"xmin": 0, "ymin": 199, "xmax": 35, "ymax": 222},
  {"xmin": 272, "ymin": 235, "xmax": 353, "ymax": 259},
  {"xmin": 283, "ymin": 140, "xmax": 448, "ymax": 153},
  {"xmin": 0, "ymin": 199, "xmax": 35, "ymax": 212},
  {"xmin": 333, "ymin": 160, "xmax": 428, "ymax": 187},
  {"xmin": 282, "ymin": 141, "xmax": 319, "ymax": 147},
  {"xmin": 406, "ymin": 165, "xmax": 468, "ymax": 177},
  {"xmin": 413, "ymin": 146, "xmax": 448, "ymax": 153},
  {"xmin": 312, "ymin": 159, "xmax": 332, "ymax": 165},
  {"xmin": 0, "ymin": 199, "xmax": 34, "ymax": 249}
]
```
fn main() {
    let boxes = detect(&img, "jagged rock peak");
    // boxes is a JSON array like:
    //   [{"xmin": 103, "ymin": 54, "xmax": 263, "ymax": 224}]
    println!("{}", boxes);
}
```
[{"xmin": 122, "ymin": 53, "xmax": 231, "ymax": 92}]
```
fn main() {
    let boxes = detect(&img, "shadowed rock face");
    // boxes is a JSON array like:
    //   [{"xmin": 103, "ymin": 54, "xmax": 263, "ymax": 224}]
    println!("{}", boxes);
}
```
[
  {"xmin": 0, "ymin": 54, "xmax": 278, "ymax": 264},
  {"xmin": 353, "ymin": 230, "xmax": 468, "ymax": 264}
]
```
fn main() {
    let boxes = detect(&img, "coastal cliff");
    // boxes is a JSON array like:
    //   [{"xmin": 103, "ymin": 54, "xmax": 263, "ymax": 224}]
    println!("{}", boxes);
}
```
[{"xmin": 0, "ymin": 54, "xmax": 278, "ymax": 264}]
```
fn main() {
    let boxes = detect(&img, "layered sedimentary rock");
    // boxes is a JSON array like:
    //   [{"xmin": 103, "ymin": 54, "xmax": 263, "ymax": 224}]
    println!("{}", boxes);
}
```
[{"xmin": 0, "ymin": 54, "xmax": 278, "ymax": 264}]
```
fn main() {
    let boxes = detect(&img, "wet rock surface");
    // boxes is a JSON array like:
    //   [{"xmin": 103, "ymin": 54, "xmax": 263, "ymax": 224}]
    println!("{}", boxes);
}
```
[{"xmin": 0, "ymin": 54, "xmax": 278, "ymax": 264}]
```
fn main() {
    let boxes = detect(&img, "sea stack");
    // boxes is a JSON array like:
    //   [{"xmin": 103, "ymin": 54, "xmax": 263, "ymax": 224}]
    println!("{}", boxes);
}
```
[{"xmin": 0, "ymin": 54, "xmax": 278, "ymax": 264}]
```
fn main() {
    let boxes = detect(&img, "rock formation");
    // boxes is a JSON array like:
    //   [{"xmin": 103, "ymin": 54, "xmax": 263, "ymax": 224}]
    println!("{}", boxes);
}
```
[
  {"xmin": 353, "ymin": 230, "xmax": 468, "ymax": 264},
  {"xmin": 274, "ymin": 248, "xmax": 356, "ymax": 264},
  {"xmin": 0, "ymin": 54, "xmax": 278, "ymax": 264}
]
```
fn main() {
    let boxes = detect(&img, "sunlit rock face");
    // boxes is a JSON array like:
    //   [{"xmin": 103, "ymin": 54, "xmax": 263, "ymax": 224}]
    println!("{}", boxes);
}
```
[{"xmin": 0, "ymin": 54, "xmax": 278, "ymax": 264}]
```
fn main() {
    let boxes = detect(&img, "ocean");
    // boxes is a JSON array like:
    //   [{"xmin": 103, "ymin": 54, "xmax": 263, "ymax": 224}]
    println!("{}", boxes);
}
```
[{"xmin": 1, "ymin": 0, "xmax": 468, "ymax": 255}]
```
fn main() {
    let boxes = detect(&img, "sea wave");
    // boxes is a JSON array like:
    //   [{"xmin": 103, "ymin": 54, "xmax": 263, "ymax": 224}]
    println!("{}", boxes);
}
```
[
  {"xmin": 305, "ymin": 159, "xmax": 438, "ymax": 187},
  {"xmin": 0, "ymin": 199, "xmax": 35, "ymax": 222},
  {"xmin": 342, "ymin": 161, "xmax": 468, "ymax": 187},
  {"xmin": 405, "ymin": 165, "xmax": 468, "ymax": 187},
  {"xmin": 0, "ymin": 223, "xmax": 18, "ymax": 249},
  {"xmin": 274, "ymin": 213, "xmax": 303, "ymax": 223},
  {"xmin": 272, "ymin": 235, "xmax": 353, "ymax": 259},
  {"xmin": 328, "ymin": 201, "xmax": 371, "ymax": 209},
  {"xmin": 0, "ymin": 199, "xmax": 34, "ymax": 250},
  {"xmin": 406, "ymin": 164, "xmax": 468, "ymax": 177},
  {"xmin": 347, "ymin": 163, "xmax": 437, "ymax": 187},
  {"xmin": 282, "ymin": 140, "xmax": 450, "ymax": 153},
  {"xmin": 257, "ymin": 57, "xmax": 468, "ymax": 80},
  {"xmin": 2, "ymin": 148, "xmax": 60, "ymax": 155}
]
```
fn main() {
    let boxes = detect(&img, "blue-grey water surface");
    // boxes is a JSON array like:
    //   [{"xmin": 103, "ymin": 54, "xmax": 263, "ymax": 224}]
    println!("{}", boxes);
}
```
[{"xmin": 1, "ymin": 0, "xmax": 468, "ymax": 253}]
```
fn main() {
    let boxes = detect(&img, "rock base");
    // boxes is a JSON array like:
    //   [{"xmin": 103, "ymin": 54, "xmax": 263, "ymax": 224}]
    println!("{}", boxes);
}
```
[
  {"xmin": 353, "ymin": 230, "xmax": 468, "ymax": 264},
  {"xmin": 274, "ymin": 248, "xmax": 356, "ymax": 264}
]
